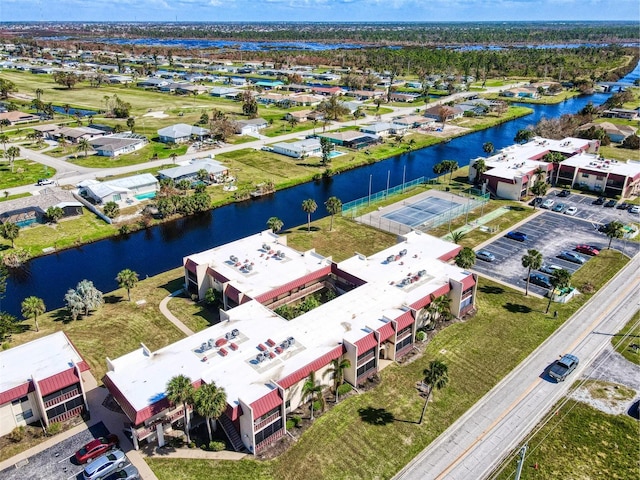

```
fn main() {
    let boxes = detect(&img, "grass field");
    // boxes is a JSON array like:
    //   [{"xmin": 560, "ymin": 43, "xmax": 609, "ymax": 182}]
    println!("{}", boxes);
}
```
[
  {"xmin": 68, "ymin": 142, "xmax": 189, "ymax": 168},
  {"xmin": 0, "ymin": 159, "xmax": 56, "ymax": 189},
  {"xmin": 612, "ymin": 310, "xmax": 640, "ymax": 365},
  {"xmin": 494, "ymin": 400, "xmax": 638, "ymax": 480},
  {"xmin": 598, "ymin": 144, "xmax": 640, "ymax": 162}
]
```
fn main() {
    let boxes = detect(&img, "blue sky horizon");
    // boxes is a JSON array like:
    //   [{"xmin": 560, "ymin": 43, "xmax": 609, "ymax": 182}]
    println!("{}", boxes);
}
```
[{"xmin": 3, "ymin": 0, "xmax": 640, "ymax": 23}]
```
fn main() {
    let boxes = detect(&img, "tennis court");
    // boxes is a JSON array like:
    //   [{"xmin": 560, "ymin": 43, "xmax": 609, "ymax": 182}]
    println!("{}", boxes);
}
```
[{"xmin": 382, "ymin": 197, "xmax": 457, "ymax": 227}]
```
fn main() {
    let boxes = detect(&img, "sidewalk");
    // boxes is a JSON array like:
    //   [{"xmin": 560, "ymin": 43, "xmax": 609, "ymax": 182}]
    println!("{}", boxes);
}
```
[{"xmin": 159, "ymin": 290, "xmax": 195, "ymax": 336}]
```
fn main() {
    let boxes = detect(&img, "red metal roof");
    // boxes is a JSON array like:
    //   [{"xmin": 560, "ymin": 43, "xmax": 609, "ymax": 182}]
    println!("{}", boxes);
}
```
[
  {"xmin": 254, "ymin": 266, "xmax": 331, "ymax": 304},
  {"xmin": 250, "ymin": 388, "xmax": 282, "ymax": 419},
  {"xmin": 224, "ymin": 284, "xmax": 242, "ymax": 304},
  {"xmin": 185, "ymin": 259, "xmax": 198, "ymax": 274},
  {"xmin": 38, "ymin": 367, "xmax": 80, "ymax": 396},
  {"xmin": 354, "ymin": 333, "xmax": 377, "ymax": 353},
  {"xmin": 438, "ymin": 245, "xmax": 461, "ymax": 262},
  {"xmin": 409, "ymin": 283, "xmax": 451, "ymax": 310},
  {"xmin": 331, "ymin": 264, "xmax": 368, "ymax": 287},
  {"xmin": 225, "ymin": 404, "xmax": 243, "ymax": 421},
  {"xmin": 278, "ymin": 345, "xmax": 345, "ymax": 389},
  {"xmin": 377, "ymin": 322, "xmax": 395, "ymax": 342},
  {"xmin": 461, "ymin": 274, "xmax": 476, "ymax": 292},
  {"xmin": 0, "ymin": 382, "xmax": 34, "ymax": 405},
  {"xmin": 394, "ymin": 311, "xmax": 415, "ymax": 331},
  {"xmin": 77, "ymin": 360, "xmax": 90, "ymax": 372},
  {"xmin": 207, "ymin": 266, "xmax": 229, "ymax": 284}
]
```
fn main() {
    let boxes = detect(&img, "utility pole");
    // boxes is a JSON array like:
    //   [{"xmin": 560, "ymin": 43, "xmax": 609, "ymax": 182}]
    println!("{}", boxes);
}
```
[{"xmin": 515, "ymin": 444, "xmax": 528, "ymax": 480}]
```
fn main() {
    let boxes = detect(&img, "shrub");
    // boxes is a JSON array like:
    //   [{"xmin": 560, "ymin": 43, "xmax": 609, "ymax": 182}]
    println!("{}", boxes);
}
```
[
  {"xmin": 312, "ymin": 400, "xmax": 323, "ymax": 413},
  {"xmin": 47, "ymin": 422, "xmax": 62, "ymax": 436},
  {"xmin": 208, "ymin": 441, "xmax": 225, "ymax": 451},
  {"xmin": 337, "ymin": 383, "xmax": 352, "ymax": 396},
  {"xmin": 286, "ymin": 419, "xmax": 296, "ymax": 430},
  {"xmin": 415, "ymin": 330, "xmax": 427, "ymax": 342},
  {"xmin": 119, "ymin": 224, "xmax": 131, "ymax": 235},
  {"xmin": 188, "ymin": 441, "xmax": 196, "ymax": 449},
  {"xmin": 312, "ymin": 173, "xmax": 322, "ymax": 181},
  {"xmin": 9, "ymin": 426, "xmax": 25, "ymax": 442}
]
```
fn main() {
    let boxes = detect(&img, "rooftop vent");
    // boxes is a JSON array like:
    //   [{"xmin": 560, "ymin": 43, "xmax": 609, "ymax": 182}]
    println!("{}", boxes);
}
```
[
  {"xmin": 399, "ymin": 249, "xmax": 407, "ymax": 256},
  {"xmin": 230, "ymin": 255, "xmax": 239, "ymax": 263}
]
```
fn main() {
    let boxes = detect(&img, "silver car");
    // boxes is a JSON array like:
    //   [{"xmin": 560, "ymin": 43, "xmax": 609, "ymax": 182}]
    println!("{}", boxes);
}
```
[
  {"xmin": 476, "ymin": 250, "xmax": 496, "ymax": 262},
  {"xmin": 83, "ymin": 449, "xmax": 127, "ymax": 480},
  {"xmin": 104, "ymin": 465, "xmax": 139, "ymax": 480}
]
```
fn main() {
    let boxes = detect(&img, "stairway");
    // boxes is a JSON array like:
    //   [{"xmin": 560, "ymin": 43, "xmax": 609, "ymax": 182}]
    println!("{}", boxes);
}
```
[{"xmin": 219, "ymin": 414, "xmax": 245, "ymax": 452}]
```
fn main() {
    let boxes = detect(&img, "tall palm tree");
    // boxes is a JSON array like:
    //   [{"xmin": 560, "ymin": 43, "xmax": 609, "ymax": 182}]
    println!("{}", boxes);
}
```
[
  {"xmin": 5, "ymin": 146, "xmax": 19, "ymax": 173},
  {"xmin": 603, "ymin": 220, "xmax": 624, "ymax": 249},
  {"xmin": 21, "ymin": 296, "xmax": 45, "ymax": 332},
  {"xmin": 166, "ymin": 375, "xmax": 195, "ymax": 443},
  {"xmin": 324, "ymin": 196, "xmax": 342, "ymax": 231},
  {"xmin": 266, "ymin": 216, "xmax": 284, "ymax": 233},
  {"xmin": 419, "ymin": 359, "xmax": 449, "ymax": 424},
  {"xmin": 454, "ymin": 247, "xmax": 476, "ymax": 269},
  {"xmin": 521, "ymin": 249, "xmax": 543, "ymax": 296},
  {"xmin": 0, "ymin": 222, "xmax": 19, "ymax": 248},
  {"xmin": 35, "ymin": 88, "xmax": 44, "ymax": 101},
  {"xmin": 301, "ymin": 199, "xmax": 317, "ymax": 232},
  {"xmin": 301, "ymin": 371, "xmax": 323, "ymax": 420},
  {"xmin": 77, "ymin": 138, "xmax": 91, "ymax": 157},
  {"xmin": 546, "ymin": 269, "xmax": 572, "ymax": 314},
  {"xmin": 323, "ymin": 358, "xmax": 351, "ymax": 402},
  {"xmin": 194, "ymin": 382, "xmax": 227, "ymax": 443},
  {"xmin": 0, "ymin": 133, "xmax": 8, "ymax": 153},
  {"xmin": 427, "ymin": 294, "xmax": 452, "ymax": 325},
  {"xmin": 116, "ymin": 269, "xmax": 139, "ymax": 301},
  {"xmin": 530, "ymin": 180, "xmax": 548, "ymax": 208}
]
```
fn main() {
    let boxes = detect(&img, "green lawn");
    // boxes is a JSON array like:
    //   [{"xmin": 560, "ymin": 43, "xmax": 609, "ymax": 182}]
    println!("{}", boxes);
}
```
[
  {"xmin": 451, "ymin": 106, "xmax": 533, "ymax": 130},
  {"xmin": 494, "ymin": 400, "xmax": 638, "ymax": 480},
  {"xmin": 68, "ymin": 142, "xmax": 189, "ymax": 168},
  {"xmin": 0, "ymin": 159, "xmax": 56, "ymax": 189},
  {"xmin": 598, "ymin": 144, "xmax": 640, "ymax": 162},
  {"xmin": 612, "ymin": 310, "xmax": 640, "ymax": 365}
]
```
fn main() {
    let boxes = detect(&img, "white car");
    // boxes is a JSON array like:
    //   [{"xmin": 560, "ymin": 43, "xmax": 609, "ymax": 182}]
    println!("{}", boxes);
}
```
[
  {"xmin": 541, "ymin": 199, "xmax": 554, "ymax": 209},
  {"xmin": 630, "ymin": 205, "xmax": 640, "ymax": 214},
  {"xmin": 564, "ymin": 206, "xmax": 578, "ymax": 216}
]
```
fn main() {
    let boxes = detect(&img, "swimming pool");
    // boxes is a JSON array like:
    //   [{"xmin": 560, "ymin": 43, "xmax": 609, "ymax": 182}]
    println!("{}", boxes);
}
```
[
  {"xmin": 135, "ymin": 191, "xmax": 157, "ymax": 200},
  {"xmin": 328, "ymin": 151, "xmax": 345, "ymax": 159}
]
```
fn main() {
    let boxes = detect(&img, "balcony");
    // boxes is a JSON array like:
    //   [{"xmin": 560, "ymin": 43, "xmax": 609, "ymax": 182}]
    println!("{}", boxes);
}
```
[
  {"xmin": 44, "ymin": 388, "xmax": 81, "ymax": 408},
  {"xmin": 254, "ymin": 412, "xmax": 282, "ymax": 432},
  {"xmin": 255, "ymin": 428, "xmax": 285, "ymax": 453},
  {"xmin": 357, "ymin": 351, "xmax": 375, "ymax": 365},
  {"xmin": 48, "ymin": 405, "xmax": 83, "ymax": 424}
]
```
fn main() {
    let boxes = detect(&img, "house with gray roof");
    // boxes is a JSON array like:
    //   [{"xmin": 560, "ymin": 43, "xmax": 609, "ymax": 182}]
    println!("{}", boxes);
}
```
[
  {"xmin": 158, "ymin": 159, "xmax": 229, "ymax": 184},
  {"xmin": 89, "ymin": 133, "xmax": 147, "ymax": 157},
  {"xmin": 0, "ymin": 189, "xmax": 83, "ymax": 227},
  {"xmin": 78, "ymin": 174, "xmax": 159, "ymax": 205},
  {"xmin": 157, "ymin": 124, "xmax": 210, "ymax": 144},
  {"xmin": 272, "ymin": 139, "xmax": 322, "ymax": 159},
  {"xmin": 234, "ymin": 118, "xmax": 268, "ymax": 135}
]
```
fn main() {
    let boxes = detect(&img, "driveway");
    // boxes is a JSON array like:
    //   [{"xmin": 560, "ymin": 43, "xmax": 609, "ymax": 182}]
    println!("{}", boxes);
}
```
[{"xmin": 472, "ymin": 211, "xmax": 639, "ymax": 296}]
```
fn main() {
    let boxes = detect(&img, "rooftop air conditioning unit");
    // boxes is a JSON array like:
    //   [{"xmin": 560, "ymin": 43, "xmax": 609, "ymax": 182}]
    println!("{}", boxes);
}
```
[
  {"xmin": 387, "ymin": 255, "xmax": 395, "ymax": 263},
  {"xmin": 287, "ymin": 336, "xmax": 295, "ymax": 346},
  {"xmin": 279, "ymin": 251, "xmax": 285, "ymax": 258},
  {"xmin": 262, "ymin": 243, "xmax": 269, "ymax": 250},
  {"xmin": 418, "ymin": 270, "xmax": 426, "ymax": 277},
  {"xmin": 399, "ymin": 249, "xmax": 407, "ymax": 256},
  {"xmin": 231, "ymin": 329, "xmax": 239, "ymax": 338}
]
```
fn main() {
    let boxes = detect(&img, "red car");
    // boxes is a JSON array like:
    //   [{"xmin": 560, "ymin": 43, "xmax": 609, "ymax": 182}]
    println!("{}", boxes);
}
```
[
  {"xmin": 575, "ymin": 244, "xmax": 599, "ymax": 256},
  {"xmin": 75, "ymin": 434, "xmax": 119, "ymax": 464}
]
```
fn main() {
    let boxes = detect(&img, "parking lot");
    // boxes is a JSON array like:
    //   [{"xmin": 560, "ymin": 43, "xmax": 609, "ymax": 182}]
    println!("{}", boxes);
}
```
[
  {"xmin": 472, "ymin": 211, "xmax": 639, "ymax": 296},
  {"xmin": 0, "ymin": 422, "xmax": 128, "ymax": 480},
  {"xmin": 539, "ymin": 191, "xmax": 639, "ymax": 226}
]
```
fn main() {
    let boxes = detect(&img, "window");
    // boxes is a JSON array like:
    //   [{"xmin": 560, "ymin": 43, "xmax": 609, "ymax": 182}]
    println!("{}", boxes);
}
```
[
  {"xmin": 43, "ymin": 384, "xmax": 79, "ymax": 404},
  {"xmin": 395, "ymin": 335, "xmax": 413, "ymax": 352},
  {"xmin": 15, "ymin": 409, "xmax": 33, "ymax": 423},
  {"xmin": 254, "ymin": 418, "xmax": 283, "ymax": 445},
  {"xmin": 11, "ymin": 396, "xmax": 29, "ymax": 405},
  {"xmin": 356, "ymin": 358, "xmax": 376, "ymax": 378},
  {"xmin": 581, "ymin": 173, "xmax": 589, "ymax": 178},
  {"xmin": 256, "ymin": 406, "xmax": 280, "ymax": 423},
  {"xmin": 460, "ymin": 296, "xmax": 473, "ymax": 309}
]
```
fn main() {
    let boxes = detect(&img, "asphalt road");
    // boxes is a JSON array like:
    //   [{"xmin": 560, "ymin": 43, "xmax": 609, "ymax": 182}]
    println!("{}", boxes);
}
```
[{"xmin": 394, "ymin": 252, "xmax": 640, "ymax": 480}]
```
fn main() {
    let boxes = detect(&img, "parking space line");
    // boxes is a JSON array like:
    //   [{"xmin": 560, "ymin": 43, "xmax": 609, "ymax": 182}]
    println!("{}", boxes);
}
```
[{"xmin": 57, "ymin": 455, "xmax": 74, "ymax": 464}]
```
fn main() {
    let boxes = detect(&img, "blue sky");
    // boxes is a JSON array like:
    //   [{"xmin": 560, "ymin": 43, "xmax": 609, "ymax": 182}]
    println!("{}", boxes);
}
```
[{"xmin": 3, "ymin": 0, "xmax": 640, "ymax": 22}]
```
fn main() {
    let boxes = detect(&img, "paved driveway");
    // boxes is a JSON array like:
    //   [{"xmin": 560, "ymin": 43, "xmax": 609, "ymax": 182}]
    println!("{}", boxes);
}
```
[
  {"xmin": 540, "ymin": 191, "xmax": 639, "ymax": 226},
  {"xmin": 0, "ymin": 422, "xmax": 127, "ymax": 480},
  {"xmin": 472, "ymin": 211, "xmax": 639, "ymax": 296}
]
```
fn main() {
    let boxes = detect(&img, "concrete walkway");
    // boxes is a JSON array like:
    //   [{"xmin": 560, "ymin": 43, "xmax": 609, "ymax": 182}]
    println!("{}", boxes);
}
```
[
  {"xmin": 140, "ymin": 445, "xmax": 246, "ymax": 461},
  {"xmin": 159, "ymin": 290, "xmax": 195, "ymax": 336}
]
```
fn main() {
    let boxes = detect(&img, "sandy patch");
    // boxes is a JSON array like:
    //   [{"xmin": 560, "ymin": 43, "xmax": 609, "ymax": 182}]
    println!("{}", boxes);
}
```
[
  {"xmin": 569, "ymin": 380, "xmax": 636, "ymax": 415},
  {"xmin": 143, "ymin": 111, "xmax": 169, "ymax": 118}
]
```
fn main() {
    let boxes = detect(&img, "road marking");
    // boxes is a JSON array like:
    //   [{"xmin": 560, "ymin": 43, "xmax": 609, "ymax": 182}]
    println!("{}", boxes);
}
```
[
  {"xmin": 57, "ymin": 454, "xmax": 74, "ymax": 464},
  {"xmin": 434, "ymin": 273, "xmax": 640, "ymax": 480}
]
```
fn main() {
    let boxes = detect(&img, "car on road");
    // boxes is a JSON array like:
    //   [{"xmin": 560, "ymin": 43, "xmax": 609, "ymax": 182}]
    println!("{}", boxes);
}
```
[
  {"xmin": 593, "ymin": 196, "xmax": 605, "ymax": 205},
  {"xmin": 476, "ymin": 250, "xmax": 496, "ymax": 262},
  {"xmin": 557, "ymin": 189, "xmax": 571, "ymax": 197},
  {"xmin": 575, "ymin": 244, "xmax": 599, "ymax": 256},
  {"xmin": 540, "ymin": 263, "xmax": 563, "ymax": 275},
  {"xmin": 541, "ymin": 199, "xmax": 555, "ymax": 209},
  {"xmin": 37, "ymin": 178, "xmax": 55, "ymax": 186},
  {"xmin": 552, "ymin": 203, "xmax": 566, "ymax": 213},
  {"xmin": 506, "ymin": 231, "xmax": 528, "ymax": 242},
  {"xmin": 83, "ymin": 449, "xmax": 127, "ymax": 480},
  {"xmin": 557, "ymin": 251, "xmax": 586, "ymax": 264},
  {"xmin": 529, "ymin": 272, "xmax": 552, "ymax": 289},
  {"xmin": 104, "ymin": 465, "xmax": 140, "ymax": 480},
  {"xmin": 549, "ymin": 353, "xmax": 579, "ymax": 382},
  {"xmin": 616, "ymin": 202, "xmax": 629, "ymax": 210},
  {"xmin": 630, "ymin": 206, "xmax": 640, "ymax": 214},
  {"xmin": 75, "ymin": 434, "xmax": 120, "ymax": 464},
  {"xmin": 604, "ymin": 199, "xmax": 617, "ymax": 208}
]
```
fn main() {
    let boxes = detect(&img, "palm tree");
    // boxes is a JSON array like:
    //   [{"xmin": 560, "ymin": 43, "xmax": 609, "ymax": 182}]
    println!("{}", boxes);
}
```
[
  {"xmin": 323, "ymin": 358, "xmax": 351, "ymax": 402},
  {"xmin": 530, "ymin": 181, "xmax": 548, "ymax": 208},
  {"xmin": 0, "ymin": 133, "xmax": 8, "ymax": 152},
  {"xmin": 0, "ymin": 221, "xmax": 19, "ymax": 248},
  {"xmin": 482, "ymin": 142, "xmax": 494, "ymax": 154},
  {"xmin": 301, "ymin": 371, "xmax": 323, "ymax": 420},
  {"xmin": 116, "ymin": 269, "xmax": 139, "ymax": 301},
  {"xmin": 35, "ymin": 88, "xmax": 44, "ymax": 101},
  {"xmin": 301, "ymin": 199, "xmax": 317, "ymax": 232},
  {"xmin": 454, "ymin": 247, "xmax": 476, "ymax": 269},
  {"xmin": 77, "ymin": 138, "xmax": 91, "ymax": 157},
  {"xmin": 194, "ymin": 382, "xmax": 227, "ymax": 443},
  {"xmin": 21, "ymin": 296, "xmax": 45, "ymax": 332},
  {"xmin": 266, "ymin": 216, "xmax": 284, "ymax": 233},
  {"xmin": 419, "ymin": 360, "xmax": 449, "ymax": 424},
  {"xmin": 0, "ymin": 119, "xmax": 10, "ymax": 132},
  {"xmin": 170, "ymin": 152, "xmax": 178, "ymax": 164},
  {"xmin": 603, "ymin": 220, "xmax": 624, "ymax": 249},
  {"xmin": 546, "ymin": 269, "xmax": 572, "ymax": 314},
  {"xmin": 324, "ymin": 196, "xmax": 342, "ymax": 231},
  {"xmin": 166, "ymin": 375, "xmax": 195, "ymax": 443},
  {"xmin": 521, "ymin": 249, "xmax": 543, "ymax": 296},
  {"xmin": 449, "ymin": 231, "xmax": 466, "ymax": 244},
  {"xmin": 427, "ymin": 294, "xmax": 452, "ymax": 325},
  {"xmin": 5, "ymin": 146, "xmax": 19, "ymax": 173}
]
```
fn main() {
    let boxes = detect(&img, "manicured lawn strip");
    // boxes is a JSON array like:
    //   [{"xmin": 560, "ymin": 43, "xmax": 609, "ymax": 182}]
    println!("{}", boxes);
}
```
[
  {"xmin": 598, "ymin": 144, "xmax": 640, "ymax": 162},
  {"xmin": 454, "ymin": 203, "xmax": 537, "ymax": 248},
  {"xmin": 0, "ymin": 192, "xmax": 31, "ymax": 202},
  {"xmin": 147, "ymin": 458, "xmax": 275, "ymax": 480},
  {"xmin": 612, "ymin": 310, "xmax": 640, "ymax": 365},
  {"xmin": 68, "ymin": 143, "xmax": 189, "ymax": 168},
  {"xmin": 452, "ymin": 106, "xmax": 533, "ymax": 130},
  {"xmin": 0, "ymin": 159, "xmax": 56, "ymax": 189},
  {"xmin": 494, "ymin": 401, "xmax": 638, "ymax": 480},
  {"xmin": 4, "ymin": 268, "xmax": 187, "ymax": 382},
  {"xmin": 166, "ymin": 295, "xmax": 219, "ymax": 333}
]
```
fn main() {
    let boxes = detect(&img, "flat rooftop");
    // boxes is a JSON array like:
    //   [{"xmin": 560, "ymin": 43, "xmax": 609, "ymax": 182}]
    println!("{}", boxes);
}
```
[
  {"xmin": 0, "ymin": 332, "xmax": 84, "ymax": 394},
  {"xmin": 560, "ymin": 153, "xmax": 640, "ymax": 178}
]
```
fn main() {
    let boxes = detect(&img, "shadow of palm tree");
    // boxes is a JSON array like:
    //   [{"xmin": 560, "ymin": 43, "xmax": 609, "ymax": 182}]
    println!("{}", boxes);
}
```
[
  {"xmin": 479, "ymin": 285, "xmax": 505, "ymax": 295},
  {"xmin": 51, "ymin": 308, "xmax": 73, "ymax": 324},
  {"xmin": 503, "ymin": 303, "xmax": 532, "ymax": 314},
  {"xmin": 103, "ymin": 294, "xmax": 121, "ymax": 304},
  {"xmin": 159, "ymin": 277, "xmax": 184, "ymax": 294},
  {"xmin": 358, "ymin": 406, "xmax": 394, "ymax": 426}
]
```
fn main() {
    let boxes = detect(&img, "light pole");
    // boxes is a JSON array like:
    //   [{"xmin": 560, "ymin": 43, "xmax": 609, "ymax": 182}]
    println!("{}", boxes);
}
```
[
  {"xmin": 402, "ymin": 165, "xmax": 406, "ymax": 193},
  {"xmin": 368, "ymin": 174, "xmax": 372, "ymax": 206},
  {"xmin": 386, "ymin": 170, "xmax": 390, "ymax": 198}
]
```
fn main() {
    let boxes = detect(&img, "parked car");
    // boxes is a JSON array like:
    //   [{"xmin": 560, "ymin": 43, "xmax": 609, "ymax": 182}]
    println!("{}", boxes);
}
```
[
  {"xmin": 557, "ymin": 189, "xmax": 571, "ymax": 197},
  {"xmin": 529, "ymin": 272, "xmax": 552, "ymax": 289},
  {"xmin": 593, "ymin": 196, "xmax": 605, "ymax": 205},
  {"xmin": 506, "ymin": 231, "xmax": 528, "ymax": 242},
  {"xmin": 104, "ymin": 465, "xmax": 139, "ymax": 480},
  {"xmin": 630, "ymin": 206, "xmax": 640, "ymax": 214},
  {"xmin": 616, "ymin": 202, "xmax": 629, "ymax": 210},
  {"xmin": 82, "ymin": 450, "xmax": 127, "ymax": 480},
  {"xmin": 604, "ymin": 199, "xmax": 617, "ymax": 208},
  {"xmin": 540, "ymin": 263, "xmax": 562, "ymax": 275},
  {"xmin": 75, "ymin": 434, "xmax": 120, "ymax": 464},
  {"xmin": 575, "ymin": 244, "xmax": 600, "ymax": 256},
  {"xmin": 564, "ymin": 206, "xmax": 578, "ymax": 216},
  {"xmin": 541, "ymin": 199, "xmax": 555, "ymax": 209},
  {"xmin": 557, "ymin": 251, "xmax": 586, "ymax": 264},
  {"xmin": 549, "ymin": 353, "xmax": 579, "ymax": 382},
  {"xmin": 552, "ymin": 203, "xmax": 566, "ymax": 213},
  {"xmin": 37, "ymin": 178, "xmax": 55, "ymax": 186},
  {"xmin": 476, "ymin": 250, "xmax": 496, "ymax": 262},
  {"xmin": 529, "ymin": 197, "xmax": 543, "ymax": 207}
]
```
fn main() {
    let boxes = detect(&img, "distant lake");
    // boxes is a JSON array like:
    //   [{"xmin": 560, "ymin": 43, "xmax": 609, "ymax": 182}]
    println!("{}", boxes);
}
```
[{"xmin": 52, "ymin": 106, "xmax": 98, "ymax": 117}]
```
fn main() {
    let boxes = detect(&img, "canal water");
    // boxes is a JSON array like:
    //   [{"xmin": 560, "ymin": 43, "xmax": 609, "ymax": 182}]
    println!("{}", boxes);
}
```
[{"xmin": 1, "ymin": 78, "xmax": 633, "ymax": 315}]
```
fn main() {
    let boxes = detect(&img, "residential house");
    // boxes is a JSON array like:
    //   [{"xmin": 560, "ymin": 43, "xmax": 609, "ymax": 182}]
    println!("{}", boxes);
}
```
[
  {"xmin": 235, "ymin": 118, "xmax": 268, "ymax": 135},
  {"xmin": 33, "ymin": 125, "xmax": 106, "ymax": 144},
  {"xmin": 157, "ymin": 124, "xmax": 210, "ymax": 144},
  {"xmin": 389, "ymin": 92, "xmax": 420, "ymax": 103},
  {"xmin": 501, "ymin": 86, "xmax": 540, "ymax": 99},
  {"xmin": 0, "ymin": 111, "xmax": 40, "ymax": 125},
  {"xmin": 289, "ymin": 94, "xmax": 324, "ymax": 107},
  {"xmin": 136, "ymin": 78, "xmax": 169, "ymax": 89},
  {"xmin": 253, "ymin": 80, "xmax": 284, "ymax": 90},
  {"xmin": 158, "ymin": 160, "xmax": 229, "ymax": 184},
  {"xmin": 285, "ymin": 110, "xmax": 312, "ymax": 122},
  {"xmin": 423, "ymin": 105, "xmax": 464, "ymax": 122},
  {"xmin": 351, "ymin": 90, "xmax": 385, "ymax": 101},
  {"xmin": 89, "ymin": 133, "xmax": 147, "ymax": 157},
  {"xmin": 601, "ymin": 108, "xmax": 639, "ymax": 120},
  {"xmin": 576, "ymin": 122, "xmax": 637, "ymax": 144},
  {"xmin": 317, "ymin": 131, "xmax": 379, "ymax": 149},
  {"xmin": 392, "ymin": 115, "xmax": 435, "ymax": 129},
  {"xmin": 78, "ymin": 173, "xmax": 159, "ymax": 205},
  {"xmin": 272, "ymin": 139, "xmax": 322, "ymax": 158},
  {"xmin": 210, "ymin": 87, "xmax": 242, "ymax": 98},
  {"xmin": 311, "ymin": 86, "xmax": 346, "ymax": 96},
  {"xmin": 0, "ymin": 189, "xmax": 83, "ymax": 227},
  {"xmin": 359, "ymin": 122, "xmax": 407, "ymax": 137}
]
